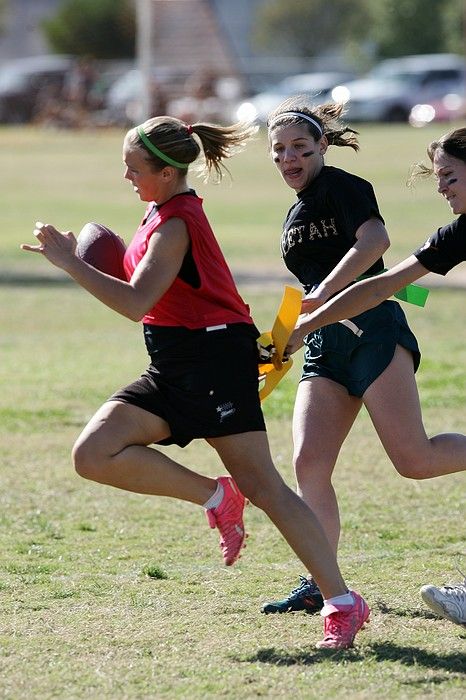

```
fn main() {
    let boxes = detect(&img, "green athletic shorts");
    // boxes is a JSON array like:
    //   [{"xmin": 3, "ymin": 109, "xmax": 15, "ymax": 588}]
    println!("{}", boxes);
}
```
[{"xmin": 301, "ymin": 300, "xmax": 420, "ymax": 397}]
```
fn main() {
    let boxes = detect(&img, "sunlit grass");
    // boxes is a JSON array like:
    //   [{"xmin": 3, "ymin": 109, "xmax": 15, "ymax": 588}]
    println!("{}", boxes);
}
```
[
  {"xmin": 1, "ymin": 122, "xmax": 457, "ymax": 269},
  {"xmin": 0, "ymin": 124, "xmax": 464, "ymax": 698}
]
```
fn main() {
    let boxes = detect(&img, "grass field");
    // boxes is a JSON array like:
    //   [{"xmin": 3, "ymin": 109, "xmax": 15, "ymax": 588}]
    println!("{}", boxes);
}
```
[
  {"xmin": 0, "ymin": 124, "xmax": 465, "ymax": 699},
  {"xmin": 0, "ymin": 122, "xmax": 457, "ymax": 272}
]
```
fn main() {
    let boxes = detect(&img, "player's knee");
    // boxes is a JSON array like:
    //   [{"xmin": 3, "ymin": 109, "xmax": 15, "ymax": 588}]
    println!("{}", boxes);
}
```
[
  {"xmin": 293, "ymin": 451, "xmax": 333, "ymax": 488},
  {"xmin": 294, "ymin": 453, "xmax": 311, "ymax": 484},
  {"xmin": 72, "ymin": 437, "xmax": 100, "ymax": 481},
  {"xmin": 392, "ymin": 452, "xmax": 427, "ymax": 479}
]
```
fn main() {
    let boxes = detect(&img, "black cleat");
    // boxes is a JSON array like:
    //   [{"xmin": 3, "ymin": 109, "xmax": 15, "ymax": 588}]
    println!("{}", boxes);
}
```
[{"xmin": 261, "ymin": 576, "xmax": 324, "ymax": 614}]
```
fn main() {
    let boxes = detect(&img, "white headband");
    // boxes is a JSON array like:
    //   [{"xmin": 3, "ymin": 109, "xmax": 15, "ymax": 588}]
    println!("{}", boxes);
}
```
[{"xmin": 269, "ymin": 111, "xmax": 323, "ymax": 136}]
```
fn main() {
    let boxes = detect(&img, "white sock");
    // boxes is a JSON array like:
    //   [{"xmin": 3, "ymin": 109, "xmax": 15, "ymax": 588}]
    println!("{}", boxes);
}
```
[
  {"xmin": 324, "ymin": 592, "xmax": 354, "ymax": 607},
  {"xmin": 203, "ymin": 481, "xmax": 224, "ymax": 510}
]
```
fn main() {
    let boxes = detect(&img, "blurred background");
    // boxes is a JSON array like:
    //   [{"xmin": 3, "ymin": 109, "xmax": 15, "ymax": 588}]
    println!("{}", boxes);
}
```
[{"xmin": 0, "ymin": 0, "xmax": 464, "ymax": 130}]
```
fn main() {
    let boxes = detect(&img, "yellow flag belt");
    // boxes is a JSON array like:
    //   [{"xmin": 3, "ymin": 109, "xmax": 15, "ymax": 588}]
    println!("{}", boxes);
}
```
[
  {"xmin": 257, "ymin": 273, "xmax": 428, "ymax": 401},
  {"xmin": 258, "ymin": 286, "xmax": 302, "ymax": 402}
]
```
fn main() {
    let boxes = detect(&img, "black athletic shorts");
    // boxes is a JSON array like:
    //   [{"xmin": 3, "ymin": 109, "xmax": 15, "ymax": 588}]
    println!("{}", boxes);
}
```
[
  {"xmin": 109, "ymin": 322, "xmax": 266, "ymax": 447},
  {"xmin": 302, "ymin": 300, "xmax": 421, "ymax": 397}
]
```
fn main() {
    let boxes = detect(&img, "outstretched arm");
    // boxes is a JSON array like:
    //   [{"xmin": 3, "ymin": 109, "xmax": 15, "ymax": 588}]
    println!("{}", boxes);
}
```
[
  {"xmin": 286, "ymin": 255, "xmax": 429, "ymax": 354},
  {"xmin": 21, "ymin": 219, "xmax": 189, "ymax": 321}
]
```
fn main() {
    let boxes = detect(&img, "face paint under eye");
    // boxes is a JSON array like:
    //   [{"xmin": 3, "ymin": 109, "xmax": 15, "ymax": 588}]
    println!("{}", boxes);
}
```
[
  {"xmin": 447, "ymin": 178, "xmax": 457, "ymax": 185},
  {"xmin": 302, "ymin": 151, "xmax": 314, "ymax": 158}
]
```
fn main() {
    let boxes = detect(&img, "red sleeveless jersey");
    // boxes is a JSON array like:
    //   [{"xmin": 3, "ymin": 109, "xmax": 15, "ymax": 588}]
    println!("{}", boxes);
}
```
[{"xmin": 123, "ymin": 192, "xmax": 254, "ymax": 329}]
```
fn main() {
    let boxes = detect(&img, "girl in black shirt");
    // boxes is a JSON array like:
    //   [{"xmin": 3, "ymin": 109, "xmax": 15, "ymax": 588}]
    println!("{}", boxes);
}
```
[
  {"xmin": 287, "ymin": 127, "xmax": 466, "ymax": 335},
  {"xmin": 262, "ymin": 102, "xmax": 465, "ymax": 616}
]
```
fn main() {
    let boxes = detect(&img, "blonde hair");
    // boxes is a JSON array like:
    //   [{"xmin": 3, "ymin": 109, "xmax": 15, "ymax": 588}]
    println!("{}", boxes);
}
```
[
  {"xmin": 267, "ymin": 95, "xmax": 359, "ymax": 151},
  {"xmin": 126, "ymin": 116, "xmax": 257, "ymax": 181}
]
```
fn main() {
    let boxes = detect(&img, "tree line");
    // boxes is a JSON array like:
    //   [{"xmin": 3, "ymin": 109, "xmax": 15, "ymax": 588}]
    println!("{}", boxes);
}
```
[
  {"xmin": 255, "ymin": 0, "xmax": 464, "ymax": 68},
  {"xmin": 4, "ymin": 0, "xmax": 461, "ymax": 65}
]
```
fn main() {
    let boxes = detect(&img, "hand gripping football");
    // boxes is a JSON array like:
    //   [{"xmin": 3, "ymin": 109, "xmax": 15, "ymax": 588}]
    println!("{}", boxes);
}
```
[{"xmin": 76, "ymin": 222, "xmax": 126, "ymax": 280}]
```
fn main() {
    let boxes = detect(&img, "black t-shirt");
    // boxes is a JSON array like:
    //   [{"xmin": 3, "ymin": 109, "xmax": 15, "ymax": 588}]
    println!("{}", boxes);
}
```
[
  {"xmin": 281, "ymin": 165, "xmax": 385, "ymax": 292},
  {"xmin": 413, "ymin": 215, "xmax": 466, "ymax": 275}
]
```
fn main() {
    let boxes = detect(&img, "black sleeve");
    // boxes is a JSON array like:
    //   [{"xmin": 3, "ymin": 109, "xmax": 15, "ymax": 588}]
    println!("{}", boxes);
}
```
[
  {"xmin": 413, "ymin": 217, "xmax": 466, "ymax": 275},
  {"xmin": 329, "ymin": 175, "xmax": 385, "ymax": 242}
]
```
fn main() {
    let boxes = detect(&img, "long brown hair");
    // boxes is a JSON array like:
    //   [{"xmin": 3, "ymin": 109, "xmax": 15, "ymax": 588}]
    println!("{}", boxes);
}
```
[{"xmin": 267, "ymin": 95, "xmax": 359, "ymax": 151}]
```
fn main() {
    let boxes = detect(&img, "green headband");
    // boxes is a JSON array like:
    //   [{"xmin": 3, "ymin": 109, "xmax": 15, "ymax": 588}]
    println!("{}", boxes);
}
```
[{"xmin": 136, "ymin": 126, "xmax": 189, "ymax": 169}]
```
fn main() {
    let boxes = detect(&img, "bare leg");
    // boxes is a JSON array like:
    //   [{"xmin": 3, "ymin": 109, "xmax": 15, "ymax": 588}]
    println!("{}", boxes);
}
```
[
  {"xmin": 364, "ymin": 345, "xmax": 466, "ymax": 478},
  {"xmin": 292, "ymin": 377, "xmax": 362, "ymax": 553},
  {"xmin": 209, "ymin": 431, "xmax": 348, "ymax": 600},
  {"xmin": 73, "ymin": 401, "xmax": 350, "ymax": 597},
  {"xmin": 72, "ymin": 401, "xmax": 216, "ymax": 504}
]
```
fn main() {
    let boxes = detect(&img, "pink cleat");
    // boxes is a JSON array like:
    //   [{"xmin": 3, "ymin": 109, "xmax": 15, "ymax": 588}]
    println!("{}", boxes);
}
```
[
  {"xmin": 316, "ymin": 591, "xmax": 370, "ymax": 649},
  {"xmin": 205, "ymin": 476, "xmax": 247, "ymax": 566}
]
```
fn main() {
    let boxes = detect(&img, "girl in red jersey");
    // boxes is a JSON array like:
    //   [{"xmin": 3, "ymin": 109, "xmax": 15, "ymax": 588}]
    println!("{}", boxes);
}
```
[{"xmin": 22, "ymin": 116, "xmax": 369, "ymax": 649}]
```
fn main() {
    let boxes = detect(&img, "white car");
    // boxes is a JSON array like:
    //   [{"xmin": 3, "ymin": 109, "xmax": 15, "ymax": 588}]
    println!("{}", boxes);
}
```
[
  {"xmin": 330, "ymin": 53, "xmax": 466, "ymax": 123},
  {"xmin": 235, "ymin": 71, "xmax": 355, "ymax": 124}
]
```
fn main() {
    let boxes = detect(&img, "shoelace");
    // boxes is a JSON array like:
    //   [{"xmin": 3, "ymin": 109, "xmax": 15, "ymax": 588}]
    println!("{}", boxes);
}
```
[
  {"xmin": 443, "ymin": 583, "xmax": 466, "ymax": 597},
  {"xmin": 290, "ymin": 576, "xmax": 318, "ymax": 599},
  {"xmin": 445, "ymin": 568, "xmax": 466, "ymax": 593},
  {"xmin": 323, "ymin": 611, "xmax": 354, "ymax": 639}
]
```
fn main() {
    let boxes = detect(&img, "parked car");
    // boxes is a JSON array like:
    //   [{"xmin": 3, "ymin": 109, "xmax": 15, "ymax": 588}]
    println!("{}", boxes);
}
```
[
  {"xmin": 409, "ymin": 87, "xmax": 466, "ymax": 127},
  {"xmin": 330, "ymin": 53, "xmax": 466, "ymax": 123},
  {"xmin": 0, "ymin": 55, "xmax": 73, "ymax": 123},
  {"xmin": 234, "ymin": 71, "xmax": 356, "ymax": 124}
]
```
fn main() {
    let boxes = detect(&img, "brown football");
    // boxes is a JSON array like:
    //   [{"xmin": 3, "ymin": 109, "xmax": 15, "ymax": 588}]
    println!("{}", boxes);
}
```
[{"xmin": 76, "ymin": 222, "xmax": 126, "ymax": 280}]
